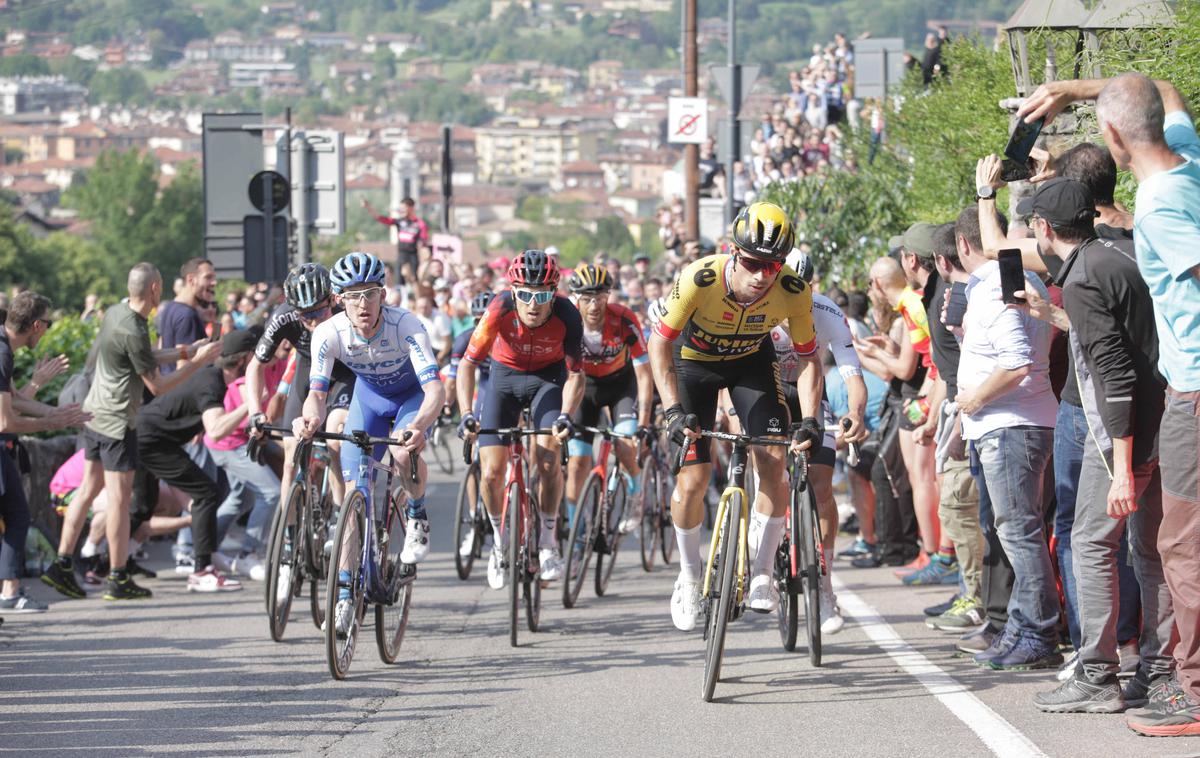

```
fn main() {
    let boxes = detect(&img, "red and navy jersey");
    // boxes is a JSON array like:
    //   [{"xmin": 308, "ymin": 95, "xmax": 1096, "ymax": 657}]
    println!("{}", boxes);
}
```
[
  {"xmin": 375, "ymin": 214, "xmax": 429, "ymax": 255},
  {"xmin": 581, "ymin": 303, "xmax": 648, "ymax": 378},
  {"xmin": 464, "ymin": 291, "xmax": 583, "ymax": 373}
]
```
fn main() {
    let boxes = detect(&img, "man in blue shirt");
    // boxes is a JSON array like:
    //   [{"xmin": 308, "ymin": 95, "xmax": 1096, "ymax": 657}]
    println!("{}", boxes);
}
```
[{"xmin": 1021, "ymin": 72, "xmax": 1200, "ymax": 737}]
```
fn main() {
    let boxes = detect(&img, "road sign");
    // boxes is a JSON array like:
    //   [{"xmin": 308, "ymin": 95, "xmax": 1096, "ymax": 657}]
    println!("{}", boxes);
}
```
[
  {"xmin": 203, "ymin": 112, "xmax": 267, "ymax": 280},
  {"xmin": 242, "ymin": 215, "xmax": 290, "ymax": 284},
  {"xmin": 431, "ymin": 233, "xmax": 462, "ymax": 265},
  {"xmin": 853, "ymin": 38, "xmax": 907, "ymax": 100},
  {"xmin": 668, "ymin": 97, "xmax": 708, "ymax": 145},
  {"xmin": 248, "ymin": 170, "xmax": 289, "ymax": 214},
  {"xmin": 709, "ymin": 64, "xmax": 760, "ymax": 105}
]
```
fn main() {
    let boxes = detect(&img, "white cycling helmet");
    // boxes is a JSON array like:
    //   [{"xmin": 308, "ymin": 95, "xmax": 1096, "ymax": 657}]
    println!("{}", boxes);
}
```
[
  {"xmin": 785, "ymin": 248, "xmax": 815, "ymax": 283},
  {"xmin": 647, "ymin": 296, "xmax": 670, "ymax": 329}
]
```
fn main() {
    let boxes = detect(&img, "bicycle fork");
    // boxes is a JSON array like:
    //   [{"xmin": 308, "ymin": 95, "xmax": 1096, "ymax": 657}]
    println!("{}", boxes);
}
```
[{"xmin": 701, "ymin": 486, "xmax": 750, "ymax": 608}]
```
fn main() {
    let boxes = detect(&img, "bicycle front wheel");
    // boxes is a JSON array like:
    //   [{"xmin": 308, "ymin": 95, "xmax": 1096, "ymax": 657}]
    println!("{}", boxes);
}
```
[
  {"xmin": 376, "ymin": 492, "xmax": 413, "ymax": 665},
  {"xmin": 800, "ymin": 485, "xmax": 822, "ymax": 667},
  {"xmin": 309, "ymin": 480, "xmax": 336, "ymax": 630},
  {"xmin": 660, "ymin": 463, "xmax": 676, "ymax": 564},
  {"xmin": 595, "ymin": 480, "xmax": 626, "ymax": 597},
  {"xmin": 638, "ymin": 463, "xmax": 659, "ymax": 572},
  {"xmin": 702, "ymin": 490, "xmax": 741, "ymax": 702},
  {"xmin": 775, "ymin": 528, "xmax": 798, "ymax": 652},
  {"xmin": 266, "ymin": 482, "xmax": 303, "ymax": 642},
  {"xmin": 432, "ymin": 424, "xmax": 455, "ymax": 475},
  {"xmin": 524, "ymin": 494, "xmax": 541, "ymax": 633},
  {"xmin": 563, "ymin": 472, "xmax": 600, "ymax": 609},
  {"xmin": 507, "ymin": 480, "xmax": 522, "ymax": 648},
  {"xmin": 325, "ymin": 489, "xmax": 367, "ymax": 681},
  {"xmin": 454, "ymin": 461, "xmax": 482, "ymax": 580}
]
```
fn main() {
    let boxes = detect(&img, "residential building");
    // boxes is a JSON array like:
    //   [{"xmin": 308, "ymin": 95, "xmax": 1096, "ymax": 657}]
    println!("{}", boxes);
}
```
[
  {"xmin": 475, "ymin": 122, "xmax": 583, "ymax": 184},
  {"xmin": 0, "ymin": 77, "xmax": 87, "ymax": 117}
]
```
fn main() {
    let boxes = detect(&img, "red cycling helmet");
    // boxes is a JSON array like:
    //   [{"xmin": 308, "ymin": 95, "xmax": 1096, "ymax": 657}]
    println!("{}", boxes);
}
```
[{"xmin": 506, "ymin": 249, "xmax": 560, "ymax": 288}]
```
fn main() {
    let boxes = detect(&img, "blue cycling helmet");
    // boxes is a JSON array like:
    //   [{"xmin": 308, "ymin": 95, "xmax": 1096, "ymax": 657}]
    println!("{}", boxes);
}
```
[
  {"xmin": 330, "ymin": 251, "xmax": 386, "ymax": 293},
  {"xmin": 470, "ymin": 291, "xmax": 494, "ymax": 318}
]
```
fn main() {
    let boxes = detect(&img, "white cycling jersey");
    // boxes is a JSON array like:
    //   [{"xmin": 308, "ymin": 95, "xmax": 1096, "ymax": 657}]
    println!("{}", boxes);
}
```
[
  {"xmin": 772, "ymin": 293, "xmax": 862, "ymax": 383},
  {"xmin": 309, "ymin": 306, "xmax": 440, "ymax": 397}
]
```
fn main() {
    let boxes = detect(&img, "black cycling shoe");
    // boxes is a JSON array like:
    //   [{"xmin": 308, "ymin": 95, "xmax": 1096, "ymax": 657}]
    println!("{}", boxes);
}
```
[
  {"xmin": 103, "ymin": 575, "xmax": 153, "ymax": 601},
  {"xmin": 125, "ymin": 557, "xmax": 157, "ymax": 579},
  {"xmin": 41, "ymin": 559, "xmax": 86, "ymax": 599}
]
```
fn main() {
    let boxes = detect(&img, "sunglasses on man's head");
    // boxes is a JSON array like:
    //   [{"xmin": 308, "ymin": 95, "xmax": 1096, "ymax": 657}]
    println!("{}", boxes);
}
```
[
  {"xmin": 736, "ymin": 255, "xmax": 784, "ymax": 276},
  {"xmin": 513, "ymin": 288, "xmax": 555, "ymax": 305}
]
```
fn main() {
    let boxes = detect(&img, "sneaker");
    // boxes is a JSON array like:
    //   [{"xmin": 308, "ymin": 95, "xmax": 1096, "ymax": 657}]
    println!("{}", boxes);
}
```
[
  {"xmin": 1034, "ymin": 674, "xmax": 1126, "ymax": 713},
  {"xmin": 956, "ymin": 624, "xmax": 999, "ymax": 655},
  {"xmin": 819, "ymin": 579, "xmax": 845, "ymax": 635},
  {"xmin": 275, "ymin": 564, "xmax": 292, "ymax": 604},
  {"xmin": 985, "ymin": 631, "xmax": 1063, "ymax": 671},
  {"xmin": 1056, "ymin": 649, "xmax": 1080, "ymax": 682},
  {"xmin": 125, "ymin": 557, "xmax": 157, "ymax": 579},
  {"xmin": 1124, "ymin": 671, "xmax": 1176, "ymax": 710},
  {"xmin": 670, "ymin": 575, "xmax": 702, "ymax": 632},
  {"xmin": 83, "ymin": 563, "xmax": 105, "ymax": 586},
  {"xmin": 902, "ymin": 556, "xmax": 959, "ymax": 586},
  {"xmin": 930, "ymin": 596, "xmax": 985, "ymax": 632},
  {"xmin": 103, "ymin": 574, "xmax": 152, "ymax": 600},
  {"xmin": 1118, "ymin": 640, "xmax": 1141, "ymax": 679},
  {"xmin": 400, "ymin": 518, "xmax": 431, "ymax": 564},
  {"xmin": 1125, "ymin": 686, "xmax": 1200, "ymax": 737},
  {"xmin": 458, "ymin": 527, "xmax": 476, "ymax": 558},
  {"xmin": 187, "ymin": 566, "xmax": 243, "ymax": 593},
  {"xmin": 619, "ymin": 494, "xmax": 644, "ymax": 534},
  {"xmin": 487, "ymin": 546, "xmax": 507, "ymax": 590},
  {"xmin": 924, "ymin": 593, "xmax": 960, "ymax": 617},
  {"xmin": 850, "ymin": 552, "xmax": 882, "ymax": 569},
  {"xmin": 174, "ymin": 554, "xmax": 195, "ymax": 575},
  {"xmin": 334, "ymin": 597, "xmax": 355, "ymax": 638},
  {"xmin": 211, "ymin": 552, "xmax": 235, "ymax": 574},
  {"xmin": 837, "ymin": 538, "xmax": 874, "ymax": 559},
  {"xmin": 40, "ymin": 560, "xmax": 85, "ymax": 599},
  {"xmin": 234, "ymin": 554, "xmax": 266, "ymax": 582},
  {"xmin": 747, "ymin": 573, "xmax": 779, "ymax": 613},
  {"xmin": 891, "ymin": 552, "xmax": 930, "ymax": 578},
  {"xmin": 539, "ymin": 547, "xmax": 564, "ymax": 582},
  {"xmin": 0, "ymin": 590, "xmax": 48, "ymax": 613}
]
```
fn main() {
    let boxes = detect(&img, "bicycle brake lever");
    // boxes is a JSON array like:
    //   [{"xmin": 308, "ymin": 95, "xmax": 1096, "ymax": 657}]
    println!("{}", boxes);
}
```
[{"xmin": 402, "ymin": 430, "xmax": 419, "ymax": 485}]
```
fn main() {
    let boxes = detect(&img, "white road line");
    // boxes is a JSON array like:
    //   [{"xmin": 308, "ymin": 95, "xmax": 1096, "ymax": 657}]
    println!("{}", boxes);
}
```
[{"xmin": 833, "ymin": 577, "xmax": 1048, "ymax": 758}]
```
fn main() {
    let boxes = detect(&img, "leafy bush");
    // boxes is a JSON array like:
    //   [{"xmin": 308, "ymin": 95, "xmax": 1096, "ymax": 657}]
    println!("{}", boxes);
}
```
[{"xmin": 12, "ymin": 316, "xmax": 99, "ymax": 402}]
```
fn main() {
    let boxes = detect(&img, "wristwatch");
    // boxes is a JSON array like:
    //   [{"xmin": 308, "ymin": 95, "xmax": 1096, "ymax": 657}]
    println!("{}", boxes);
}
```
[{"xmin": 975, "ymin": 186, "xmax": 996, "ymax": 201}]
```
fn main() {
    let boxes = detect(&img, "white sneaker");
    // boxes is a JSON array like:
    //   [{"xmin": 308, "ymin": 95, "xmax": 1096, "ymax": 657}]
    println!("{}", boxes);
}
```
[
  {"xmin": 1056, "ymin": 648, "xmax": 1080, "ymax": 682},
  {"xmin": 187, "ymin": 566, "xmax": 242, "ymax": 593},
  {"xmin": 458, "ymin": 527, "xmax": 476, "ymax": 558},
  {"xmin": 234, "ymin": 554, "xmax": 266, "ymax": 582},
  {"xmin": 174, "ymin": 554, "xmax": 195, "ymax": 575},
  {"xmin": 275, "ymin": 564, "xmax": 292, "ymax": 604},
  {"xmin": 539, "ymin": 547, "xmax": 564, "ymax": 582},
  {"xmin": 400, "ymin": 518, "xmax": 431, "ymax": 564},
  {"xmin": 819, "ymin": 579, "xmax": 844, "ymax": 635},
  {"xmin": 618, "ymin": 496, "xmax": 644, "ymax": 534},
  {"xmin": 211, "ymin": 552, "xmax": 235, "ymax": 574},
  {"xmin": 747, "ymin": 573, "xmax": 779, "ymax": 613},
  {"xmin": 487, "ymin": 546, "xmax": 507, "ymax": 590},
  {"xmin": 671, "ymin": 575, "xmax": 702, "ymax": 631},
  {"xmin": 334, "ymin": 597, "xmax": 354, "ymax": 637}
]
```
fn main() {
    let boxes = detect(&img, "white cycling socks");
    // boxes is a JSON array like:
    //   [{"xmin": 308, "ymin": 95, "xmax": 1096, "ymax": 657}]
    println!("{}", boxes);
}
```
[
  {"xmin": 675, "ymin": 523, "xmax": 702, "ymax": 582},
  {"xmin": 489, "ymin": 514, "xmax": 504, "ymax": 548},
  {"xmin": 749, "ymin": 512, "xmax": 785, "ymax": 578}
]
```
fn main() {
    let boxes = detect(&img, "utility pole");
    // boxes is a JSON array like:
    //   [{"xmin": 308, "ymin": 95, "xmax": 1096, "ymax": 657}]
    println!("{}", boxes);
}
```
[
  {"xmin": 723, "ymin": 0, "xmax": 737, "ymax": 228},
  {"xmin": 683, "ymin": 0, "xmax": 699, "ymax": 241}
]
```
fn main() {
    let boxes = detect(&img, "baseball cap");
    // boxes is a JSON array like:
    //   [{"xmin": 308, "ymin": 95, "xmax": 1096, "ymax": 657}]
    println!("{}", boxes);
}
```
[
  {"xmin": 634, "ymin": 252, "xmax": 651, "ymax": 263},
  {"xmin": 1015, "ymin": 177, "xmax": 1100, "ymax": 227},
  {"xmin": 901, "ymin": 222, "xmax": 938, "ymax": 259},
  {"xmin": 887, "ymin": 235, "xmax": 904, "ymax": 254},
  {"xmin": 221, "ymin": 329, "xmax": 258, "ymax": 357},
  {"xmin": 487, "ymin": 256, "xmax": 511, "ymax": 271},
  {"xmin": 544, "ymin": 245, "xmax": 560, "ymax": 257}
]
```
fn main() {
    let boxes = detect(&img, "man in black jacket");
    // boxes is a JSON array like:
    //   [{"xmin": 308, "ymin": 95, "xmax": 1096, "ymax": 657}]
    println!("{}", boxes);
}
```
[{"xmin": 1022, "ymin": 179, "xmax": 1174, "ymax": 714}]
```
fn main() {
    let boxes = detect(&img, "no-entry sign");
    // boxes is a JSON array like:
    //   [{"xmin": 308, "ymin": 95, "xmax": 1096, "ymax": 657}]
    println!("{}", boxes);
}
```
[{"xmin": 668, "ymin": 97, "xmax": 708, "ymax": 145}]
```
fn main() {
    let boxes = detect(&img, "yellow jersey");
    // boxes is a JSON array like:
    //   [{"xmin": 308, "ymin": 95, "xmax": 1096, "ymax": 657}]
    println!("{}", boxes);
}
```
[{"xmin": 654, "ymin": 254, "xmax": 817, "ymax": 362}]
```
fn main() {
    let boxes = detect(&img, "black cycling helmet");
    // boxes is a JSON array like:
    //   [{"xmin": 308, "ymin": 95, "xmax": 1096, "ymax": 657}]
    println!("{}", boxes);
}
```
[
  {"xmin": 470, "ymin": 291, "xmax": 494, "ymax": 318},
  {"xmin": 506, "ymin": 249, "xmax": 560, "ymax": 288},
  {"xmin": 567, "ymin": 263, "xmax": 613, "ymax": 294},
  {"xmin": 284, "ymin": 263, "xmax": 332, "ymax": 310},
  {"xmin": 731, "ymin": 201, "xmax": 795, "ymax": 261}
]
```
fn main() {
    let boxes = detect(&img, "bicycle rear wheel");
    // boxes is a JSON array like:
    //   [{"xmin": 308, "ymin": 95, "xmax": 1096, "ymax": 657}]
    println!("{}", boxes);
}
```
[
  {"xmin": 563, "ymin": 473, "xmax": 600, "ymax": 609},
  {"xmin": 309, "ymin": 480, "xmax": 335, "ymax": 630},
  {"xmin": 800, "ymin": 485, "xmax": 822, "ymax": 667},
  {"xmin": 325, "ymin": 489, "xmax": 367, "ymax": 681},
  {"xmin": 660, "ymin": 463, "xmax": 676, "ymax": 564},
  {"xmin": 702, "ymin": 490, "xmax": 741, "ymax": 702},
  {"xmin": 454, "ymin": 461, "xmax": 482, "ymax": 580},
  {"xmin": 507, "ymin": 480, "xmax": 522, "ymax": 648},
  {"xmin": 266, "ymin": 482, "xmax": 303, "ymax": 642},
  {"xmin": 775, "ymin": 506, "xmax": 799, "ymax": 651},
  {"xmin": 595, "ymin": 479, "xmax": 626, "ymax": 597},
  {"xmin": 638, "ymin": 463, "xmax": 659, "ymax": 572},
  {"xmin": 431, "ymin": 424, "xmax": 455, "ymax": 475},
  {"xmin": 524, "ymin": 495, "xmax": 541, "ymax": 633},
  {"xmin": 376, "ymin": 492, "xmax": 413, "ymax": 664}
]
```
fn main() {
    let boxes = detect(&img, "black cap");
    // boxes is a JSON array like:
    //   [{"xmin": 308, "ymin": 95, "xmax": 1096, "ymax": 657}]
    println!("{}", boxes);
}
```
[
  {"xmin": 221, "ymin": 329, "xmax": 258, "ymax": 357},
  {"xmin": 1015, "ymin": 177, "xmax": 1100, "ymax": 227}
]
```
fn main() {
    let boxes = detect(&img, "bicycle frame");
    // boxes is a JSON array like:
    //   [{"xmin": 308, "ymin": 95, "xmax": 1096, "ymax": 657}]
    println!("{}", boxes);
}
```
[{"xmin": 702, "ymin": 444, "xmax": 751, "ymax": 605}]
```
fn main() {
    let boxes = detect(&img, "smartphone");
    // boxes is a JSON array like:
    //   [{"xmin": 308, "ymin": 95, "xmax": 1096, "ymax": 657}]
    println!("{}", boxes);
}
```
[
  {"xmin": 1004, "ymin": 116, "xmax": 1043, "ymax": 165},
  {"xmin": 1000, "ymin": 157, "xmax": 1033, "ymax": 183},
  {"xmin": 944, "ymin": 282, "xmax": 969, "ymax": 327},
  {"xmin": 997, "ymin": 248, "xmax": 1026, "ymax": 304}
]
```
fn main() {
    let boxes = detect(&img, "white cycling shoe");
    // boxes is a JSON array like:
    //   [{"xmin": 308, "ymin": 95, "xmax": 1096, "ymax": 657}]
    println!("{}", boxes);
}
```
[
  {"xmin": 671, "ymin": 575, "xmax": 702, "ymax": 631},
  {"xmin": 400, "ymin": 518, "xmax": 430, "ymax": 564},
  {"xmin": 819, "ymin": 576, "xmax": 845, "ymax": 635},
  {"xmin": 487, "ymin": 546, "xmax": 507, "ymax": 590},
  {"xmin": 458, "ymin": 527, "xmax": 476, "ymax": 558},
  {"xmin": 747, "ymin": 573, "xmax": 779, "ymax": 613},
  {"xmin": 539, "ymin": 547, "xmax": 564, "ymax": 582}
]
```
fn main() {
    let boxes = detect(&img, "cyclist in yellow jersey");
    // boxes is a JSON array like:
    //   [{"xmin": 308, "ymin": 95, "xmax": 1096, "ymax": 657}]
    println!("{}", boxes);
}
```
[{"xmin": 648, "ymin": 201, "xmax": 825, "ymax": 631}]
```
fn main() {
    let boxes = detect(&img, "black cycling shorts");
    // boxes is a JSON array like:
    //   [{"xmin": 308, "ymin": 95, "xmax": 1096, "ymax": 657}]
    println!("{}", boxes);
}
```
[
  {"xmin": 283, "ymin": 357, "xmax": 354, "ymax": 426},
  {"xmin": 478, "ymin": 361, "xmax": 566, "ymax": 448},
  {"xmin": 673, "ymin": 343, "xmax": 788, "ymax": 466},
  {"xmin": 573, "ymin": 367, "xmax": 637, "ymax": 429},
  {"xmin": 782, "ymin": 383, "xmax": 836, "ymax": 468}
]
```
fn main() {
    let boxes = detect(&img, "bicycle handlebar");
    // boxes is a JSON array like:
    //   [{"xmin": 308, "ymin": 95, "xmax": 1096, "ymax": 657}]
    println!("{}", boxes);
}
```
[
  {"xmin": 671, "ymin": 429, "xmax": 792, "ymax": 476},
  {"xmin": 253, "ymin": 423, "xmax": 419, "ymax": 485},
  {"xmin": 460, "ymin": 427, "xmax": 568, "ymax": 467},
  {"xmin": 841, "ymin": 417, "xmax": 860, "ymax": 467}
]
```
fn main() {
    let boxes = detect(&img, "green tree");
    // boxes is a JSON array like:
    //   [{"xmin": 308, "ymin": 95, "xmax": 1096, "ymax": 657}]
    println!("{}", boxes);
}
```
[
  {"xmin": 373, "ymin": 46, "xmax": 397, "ymax": 80},
  {"xmin": 87, "ymin": 68, "xmax": 151, "ymax": 105},
  {"xmin": 0, "ymin": 54, "xmax": 50, "ymax": 77}
]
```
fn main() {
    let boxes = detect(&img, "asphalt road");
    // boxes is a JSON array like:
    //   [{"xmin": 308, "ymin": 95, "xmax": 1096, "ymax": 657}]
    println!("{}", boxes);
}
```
[{"xmin": 1, "ymin": 466, "xmax": 1194, "ymax": 758}]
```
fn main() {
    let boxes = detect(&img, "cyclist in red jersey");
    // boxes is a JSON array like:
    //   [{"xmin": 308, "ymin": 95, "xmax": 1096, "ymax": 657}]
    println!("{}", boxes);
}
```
[
  {"xmin": 563, "ymin": 264, "xmax": 654, "ymax": 536},
  {"xmin": 458, "ymin": 250, "xmax": 584, "ymax": 587}
]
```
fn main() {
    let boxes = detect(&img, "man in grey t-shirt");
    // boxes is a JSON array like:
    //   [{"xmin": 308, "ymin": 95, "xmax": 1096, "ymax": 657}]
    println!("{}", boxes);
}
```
[{"xmin": 41, "ymin": 263, "xmax": 219, "ymax": 602}]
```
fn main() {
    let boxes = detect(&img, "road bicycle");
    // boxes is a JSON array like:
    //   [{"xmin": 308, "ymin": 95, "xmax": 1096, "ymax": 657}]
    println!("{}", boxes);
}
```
[
  {"xmin": 253, "ymin": 425, "xmax": 337, "ymax": 641},
  {"xmin": 463, "ymin": 422, "xmax": 564, "ymax": 647},
  {"xmin": 427, "ymin": 408, "xmax": 457, "ymax": 475},
  {"xmin": 773, "ymin": 449, "xmax": 823, "ymax": 666},
  {"xmin": 324, "ymin": 429, "xmax": 420, "ymax": 680},
  {"xmin": 562, "ymin": 425, "xmax": 634, "ymax": 608},
  {"xmin": 674, "ymin": 428, "xmax": 791, "ymax": 702},
  {"xmin": 636, "ymin": 425, "xmax": 675, "ymax": 572},
  {"xmin": 453, "ymin": 443, "xmax": 490, "ymax": 580}
]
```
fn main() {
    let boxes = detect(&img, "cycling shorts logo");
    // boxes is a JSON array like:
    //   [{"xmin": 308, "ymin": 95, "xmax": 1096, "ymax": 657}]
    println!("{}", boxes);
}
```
[{"xmin": 769, "ymin": 417, "xmax": 780, "ymax": 427}]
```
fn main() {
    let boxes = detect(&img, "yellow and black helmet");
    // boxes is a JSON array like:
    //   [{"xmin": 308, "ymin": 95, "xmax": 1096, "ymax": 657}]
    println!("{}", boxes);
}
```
[
  {"xmin": 568, "ymin": 263, "xmax": 613, "ymax": 294},
  {"xmin": 731, "ymin": 201, "xmax": 795, "ymax": 261}
]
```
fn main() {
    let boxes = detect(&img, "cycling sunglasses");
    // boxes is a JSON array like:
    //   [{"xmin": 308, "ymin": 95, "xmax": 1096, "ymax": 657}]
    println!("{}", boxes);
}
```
[
  {"xmin": 736, "ymin": 254, "xmax": 784, "ymax": 276},
  {"xmin": 513, "ymin": 288, "xmax": 555, "ymax": 305},
  {"xmin": 298, "ymin": 303, "xmax": 331, "ymax": 321}
]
